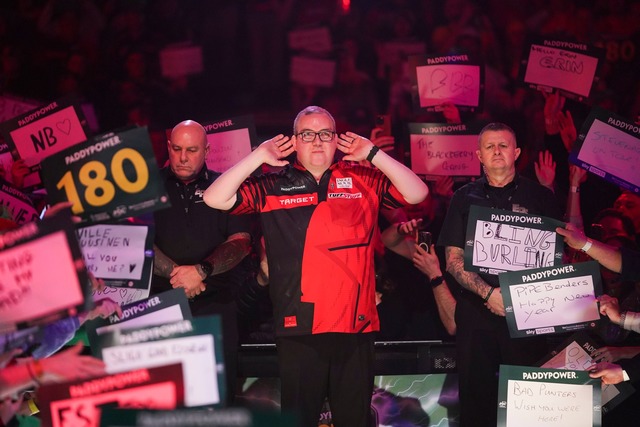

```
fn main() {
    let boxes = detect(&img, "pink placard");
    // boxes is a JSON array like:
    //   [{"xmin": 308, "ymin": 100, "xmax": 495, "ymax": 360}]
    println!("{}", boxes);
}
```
[{"xmin": 9, "ymin": 106, "xmax": 87, "ymax": 165}]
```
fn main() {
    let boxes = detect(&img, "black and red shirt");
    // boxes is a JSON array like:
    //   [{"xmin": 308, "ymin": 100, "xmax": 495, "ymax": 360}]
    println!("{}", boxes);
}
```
[{"xmin": 230, "ymin": 161, "xmax": 409, "ymax": 336}]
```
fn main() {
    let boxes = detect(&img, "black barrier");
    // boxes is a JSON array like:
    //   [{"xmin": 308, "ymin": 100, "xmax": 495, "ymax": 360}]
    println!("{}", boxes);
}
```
[{"xmin": 237, "ymin": 340, "xmax": 457, "ymax": 377}]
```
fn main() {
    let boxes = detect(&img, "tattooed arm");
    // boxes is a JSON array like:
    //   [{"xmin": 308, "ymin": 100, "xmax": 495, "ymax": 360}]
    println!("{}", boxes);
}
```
[
  {"xmin": 153, "ymin": 244, "xmax": 178, "ymax": 278},
  {"xmin": 445, "ymin": 246, "xmax": 505, "ymax": 316},
  {"xmin": 169, "ymin": 232, "xmax": 252, "ymax": 298},
  {"xmin": 200, "ymin": 232, "xmax": 252, "ymax": 276}
]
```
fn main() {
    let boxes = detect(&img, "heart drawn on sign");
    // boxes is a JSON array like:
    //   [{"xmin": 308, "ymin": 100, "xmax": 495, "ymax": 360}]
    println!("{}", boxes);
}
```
[
  {"xmin": 119, "ymin": 288, "xmax": 128, "ymax": 298},
  {"xmin": 56, "ymin": 119, "xmax": 72, "ymax": 135}
]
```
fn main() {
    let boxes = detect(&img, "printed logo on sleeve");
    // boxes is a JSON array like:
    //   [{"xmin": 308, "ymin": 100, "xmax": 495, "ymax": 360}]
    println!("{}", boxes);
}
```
[{"xmin": 284, "ymin": 316, "xmax": 298, "ymax": 328}]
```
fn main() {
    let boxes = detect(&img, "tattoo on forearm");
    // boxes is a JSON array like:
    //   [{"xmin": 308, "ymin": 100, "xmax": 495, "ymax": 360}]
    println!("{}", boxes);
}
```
[
  {"xmin": 153, "ymin": 245, "xmax": 177, "ymax": 278},
  {"xmin": 445, "ymin": 246, "xmax": 490, "ymax": 297},
  {"xmin": 204, "ymin": 234, "xmax": 251, "ymax": 275}
]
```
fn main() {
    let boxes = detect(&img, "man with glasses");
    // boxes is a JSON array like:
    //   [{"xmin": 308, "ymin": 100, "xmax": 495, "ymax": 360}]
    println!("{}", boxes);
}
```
[{"xmin": 204, "ymin": 106, "xmax": 427, "ymax": 426}]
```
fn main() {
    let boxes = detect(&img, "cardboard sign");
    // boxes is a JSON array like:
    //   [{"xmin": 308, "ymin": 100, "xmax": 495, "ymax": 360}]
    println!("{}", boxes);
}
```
[
  {"xmin": 569, "ymin": 107, "xmax": 640, "ymax": 193},
  {"xmin": 100, "ymin": 408, "xmax": 298, "ymax": 427},
  {"xmin": 77, "ymin": 222, "xmax": 154, "ymax": 289},
  {"xmin": 290, "ymin": 56, "xmax": 336, "ymax": 88},
  {"xmin": 37, "ymin": 364, "xmax": 185, "ymax": 427},
  {"xmin": 40, "ymin": 127, "xmax": 171, "ymax": 224},
  {"xmin": 408, "ymin": 122, "xmax": 481, "ymax": 178},
  {"xmin": 0, "ymin": 211, "xmax": 91, "ymax": 333},
  {"xmin": 520, "ymin": 38, "xmax": 604, "ymax": 101},
  {"xmin": 409, "ymin": 54, "xmax": 484, "ymax": 112},
  {"xmin": 539, "ymin": 331, "xmax": 635, "ymax": 414},
  {"xmin": 159, "ymin": 44, "xmax": 204, "ymax": 78},
  {"xmin": 202, "ymin": 116, "xmax": 257, "ymax": 172},
  {"xmin": 0, "ymin": 178, "xmax": 39, "ymax": 224},
  {"xmin": 93, "ymin": 316, "xmax": 225, "ymax": 407},
  {"xmin": 288, "ymin": 27, "xmax": 332, "ymax": 53},
  {"xmin": 464, "ymin": 206, "xmax": 565, "ymax": 275},
  {"xmin": 500, "ymin": 261, "xmax": 602, "ymax": 337},
  {"xmin": 497, "ymin": 365, "xmax": 601, "ymax": 427},
  {"xmin": 0, "ymin": 95, "xmax": 40, "ymax": 123},
  {"xmin": 0, "ymin": 98, "xmax": 91, "ymax": 191},
  {"xmin": 92, "ymin": 285, "xmax": 150, "ymax": 307},
  {"xmin": 86, "ymin": 289, "xmax": 192, "ymax": 349}
]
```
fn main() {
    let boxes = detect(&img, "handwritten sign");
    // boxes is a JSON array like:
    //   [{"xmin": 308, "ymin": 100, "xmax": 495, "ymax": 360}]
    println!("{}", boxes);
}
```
[
  {"xmin": 92, "ymin": 285, "xmax": 149, "ymax": 307},
  {"xmin": 520, "ymin": 38, "xmax": 604, "ymax": 101},
  {"xmin": 497, "ymin": 365, "xmax": 601, "ymax": 427},
  {"xmin": 86, "ymin": 289, "xmax": 191, "ymax": 348},
  {"xmin": 0, "ymin": 179, "xmax": 39, "ymax": 224},
  {"xmin": 37, "ymin": 364, "xmax": 184, "ymax": 427},
  {"xmin": 290, "ymin": 55, "xmax": 336, "ymax": 88},
  {"xmin": 409, "ymin": 54, "xmax": 484, "ymax": 112},
  {"xmin": 0, "ymin": 211, "xmax": 90, "ymax": 333},
  {"xmin": 539, "ymin": 331, "xmax": 635, "ymax": 414},
  {"xmin": 159, "ymin": 43, "xmax": 203, "ymax": 78},
  {"xmin": 202, "ymin": 116, "xmax": 256, "ymax": 172},
  {"xmin": 408, "ymin": 122, "xmax": 480, "ymax": 177},
  {"xmin": 569, "ymin": 107, "xmax": 640, "ymax": 193},
  {"xmin": 288, "ymin": 27, "xmax": 332, "ymax": 53},
  {"xmin": 0, "ymin": 98, "xmax": 90, "ymax": 191},
  {"xmin": 40, "ymin": 126, "xmax": 171, "ymax": 224},
  {"xmin": 464, "ymin": 206, "xmax": 565, "ymax": 275},
  {"xmin": 93, "ymin": 316, "xmax": 225, "ymax": 407},
  {"xmin": 500, "ymin": 261, "xmax": 602, "ymax": 337},
  {"xmin": 77, "ymin": 223, "xmax": 153, "ymax": 289}
]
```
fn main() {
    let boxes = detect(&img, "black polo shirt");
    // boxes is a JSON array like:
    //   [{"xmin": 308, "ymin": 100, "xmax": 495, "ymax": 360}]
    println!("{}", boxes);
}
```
[{"xmin": 152, "ymin": 166, "xmax": 251, "ymax": 298}]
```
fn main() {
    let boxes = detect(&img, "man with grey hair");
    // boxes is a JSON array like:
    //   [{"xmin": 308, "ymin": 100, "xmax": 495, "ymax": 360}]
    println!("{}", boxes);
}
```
[{"xmin": 204, "ymin": 106, "xmax": 428, "ymax": 426}]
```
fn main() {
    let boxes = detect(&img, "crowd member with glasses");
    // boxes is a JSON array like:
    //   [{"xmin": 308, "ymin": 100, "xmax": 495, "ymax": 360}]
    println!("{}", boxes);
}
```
[{"xmin": 204, "ymin": 106, "xmax": 428, "ymax": 426}]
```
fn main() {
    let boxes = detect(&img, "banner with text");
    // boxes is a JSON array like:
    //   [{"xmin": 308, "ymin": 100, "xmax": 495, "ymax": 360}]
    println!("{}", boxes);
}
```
[
  {"xmin": 408, "ymin": 122, "xmax": 481, "ymax": 178},
  {"xmin": 0, "ymin": 178, "xmax": 39, "ymax": 224},
  {"xmin": 86, "ymin": 289, "xmax": 192, "ymax": 350},
  {"xmin": 500, "ymin": 261, "xmax": 602, "ymax": 338},
  {"xmin": 409, "ymin": 54, "xmax": 484, "ymax": 113},
  {"xmin": 77, "ymin": 222, "xmax": 154, "ymax": 289},
  {"xmin": 497, "ymin": 365, "xmax": 601, "ymax": 427},
  {"xmin": 93, "ymin": 316, "xmax": 225, "ymax": 407},
  {"xmin": 464, "ymin": 206, "xmax": 565, "ymax": 275},
  {"xmin": 37, "ymin": 364, "xmax": 184, "ymax": 427},
  {"xmin": 202, "ymin": 115, "xmax": 257, "ymax": 172},
  {"xmin": 0, "ymin": 210, "xmax": 91, "ymax": 333},
  {"xmin": 569, "ymin": 107, "xmax": 639, "ymax": 194},
  {"xmin": 539, "ymin": 331, "xmax": 635, "ymax": 414},
  {"xmin": 0, "ymin": 97, "xmax": 91, "ymax": 191},
  {"xmin": 40, "ymin": 126, "xmax": 171, "ymax": 224},
  {"xmin": 520, "ymin": 37, "xmax": 605, "ymax": 101}
]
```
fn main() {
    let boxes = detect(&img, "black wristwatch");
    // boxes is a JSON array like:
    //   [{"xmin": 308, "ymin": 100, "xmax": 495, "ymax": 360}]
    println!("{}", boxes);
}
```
[
  {"xmin": 429, "ymin": 275, "xmax": 445, "ymax": 288},
  {"xmin": 199, "ymin": 261, "xmax": 213, "ymax": 278}
]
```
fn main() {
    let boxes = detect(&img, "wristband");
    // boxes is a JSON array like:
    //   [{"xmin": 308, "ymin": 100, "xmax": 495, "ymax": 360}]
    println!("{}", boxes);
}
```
[
  {"xmin": 483, "ymin": 286, "xmax": 494, "ymax": 302},
  {"xmin": 580, "ymin": 239, "xmax": 592, "ymax": 253},
  {"xmin": 366, "ymin": 145, "xmax": 380, "ymax": 162},
  {"xmin": 429, "ymin": 275, "xmax": 445, "ymax": 288},
  {"xmin": 570, "ymin": 186, "xmax": 580, "ymax": 193}
]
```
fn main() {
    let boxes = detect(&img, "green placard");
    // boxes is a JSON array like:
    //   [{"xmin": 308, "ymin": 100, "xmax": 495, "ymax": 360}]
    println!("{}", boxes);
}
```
[{"xmin": 497, "ymin": 365, "xmax": 601, "ymax": 427}]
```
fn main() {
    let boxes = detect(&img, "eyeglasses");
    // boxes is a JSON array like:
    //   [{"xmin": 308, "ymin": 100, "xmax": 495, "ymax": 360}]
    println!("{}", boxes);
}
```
[{"xmin": 296, "ymin": 130, "xmax": 335, "ymax": 143}]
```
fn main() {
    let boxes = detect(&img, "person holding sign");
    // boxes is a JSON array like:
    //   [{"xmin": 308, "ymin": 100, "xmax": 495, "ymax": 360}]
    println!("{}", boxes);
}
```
[
  {"xmin": 151, "ymin": 119, "xmax": 251, "ymax": 404},
  {"xmin": 437, "ymin": 122, "xmax": 563, "ymax": 427},
  {"xmin": 203, "ymin": 106, "xmax": 428, "ymax": 426}
]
